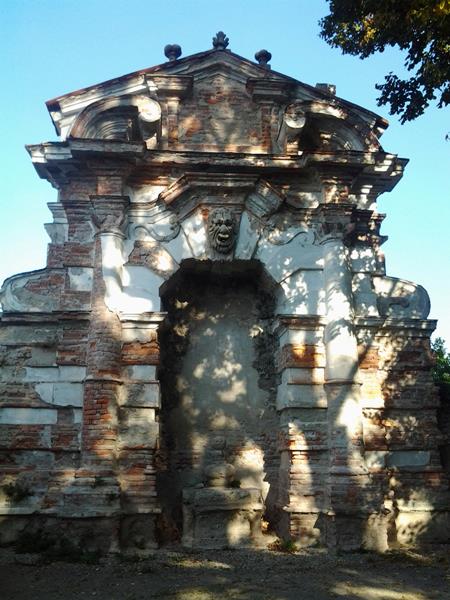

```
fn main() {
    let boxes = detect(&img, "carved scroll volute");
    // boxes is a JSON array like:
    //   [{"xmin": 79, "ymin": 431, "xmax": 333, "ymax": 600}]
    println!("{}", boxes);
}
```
[
  {"xmin": 315, "ymin": 205, "xmax": 354, "ymax": 245},
  {"xmin": 276, "ymin": 101, "xmax": 306, "ymax": 153}
]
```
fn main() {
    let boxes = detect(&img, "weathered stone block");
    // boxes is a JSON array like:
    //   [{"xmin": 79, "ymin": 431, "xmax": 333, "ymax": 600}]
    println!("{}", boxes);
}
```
[
  {"xmin": 0, "ymin": 326, "xmax": 58, "ymax": 346},
  {"xmin": 0, "ymin": 408, "xmax": 58, "ymax": 425},
  {"xmin": 281, "ymin": 367, "xmax": 325, "ymax": 385},
  {"xmin": 277, "ymin": 382, "xmax": 327, "ymax": 410},
  {"xmin": 53, "ymin": 383, "xmax": 84, "ymax": 407},
  {"xmin": 24, "ymin": 367, "xmax": 59, "ymax": 382},
  {"xmin": 68, "ymin": 267, "xmax": 93, "ymax": 291},
  {"xmin": 124, "ymin": 365, "xmax": 157, "ymax": 381},
  {"xmin": 120, "ymin": 383, "xmax": 160, "ymax": 408},
  {"xmin": 182, "ymin": 487, "xmax": 263, "ymax": 549},
  {"xmin": 118, "ymin": 408, "xmax": 158, "ymax": 449},
  {"xmin": 395, "ymin": 511, "xmax": 450, "ymax": 545},
  {"xmin": 278, "ymin": 327, "xmax": 323, "ymax": 348},
  {"xmin": 386, "ymin": 450, "xmax": 431, "ymax": 469},
  {"xmin": 58, "ymin": 366, "xmax": 86, "ymax": 382},
  {"xmin": 27, "ymin": 347, "xmax": 57, "ymax": 367}
]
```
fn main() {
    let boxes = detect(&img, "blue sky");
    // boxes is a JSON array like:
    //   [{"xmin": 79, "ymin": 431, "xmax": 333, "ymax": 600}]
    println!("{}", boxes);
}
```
[{"xmin": 1, "ymin": 0, "xmax": 449, "ymax": 342}]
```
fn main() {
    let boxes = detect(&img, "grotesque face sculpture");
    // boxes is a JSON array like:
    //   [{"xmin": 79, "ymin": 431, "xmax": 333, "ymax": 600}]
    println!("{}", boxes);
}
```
[{"xmin": 208, "ymin": 207, "xmax": 236, "ymax": 254}]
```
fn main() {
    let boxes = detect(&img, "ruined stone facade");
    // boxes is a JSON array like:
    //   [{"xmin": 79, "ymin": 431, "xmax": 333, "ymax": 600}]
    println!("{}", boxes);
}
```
[{"xmin": 1, "ymin": 36, "xmax": 448, "ymax": 553}]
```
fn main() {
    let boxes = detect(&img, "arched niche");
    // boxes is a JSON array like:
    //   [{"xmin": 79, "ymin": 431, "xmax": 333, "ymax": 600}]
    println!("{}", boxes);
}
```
[
  {"xmin": 277, "ymin": 100, "xmax": 381, "ymax": 153},
  {"xmin": 69, "ymin": 95, "xmax": 162, "ymax": 146},
  {"xmin": 298, "ymin": 114, "xmax": 368, "ymax": 152},
  {"xmin": 156, "ymin": 259, "xmax": 280, "ymax": 544}
]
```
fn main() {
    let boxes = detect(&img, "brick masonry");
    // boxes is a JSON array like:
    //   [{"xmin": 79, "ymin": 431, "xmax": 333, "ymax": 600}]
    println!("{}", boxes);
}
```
[{"xmin": 0, "ymin": 39, "xmax": 448, "ymax": 553}]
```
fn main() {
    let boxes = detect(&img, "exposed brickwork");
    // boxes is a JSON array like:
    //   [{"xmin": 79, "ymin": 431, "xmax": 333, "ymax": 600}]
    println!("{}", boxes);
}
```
[
  {"xmin": 82, "ymin": 236, "xmax": 121, "ymax": 462},
  {"xmin": 356, "ymin": 327, "xmax": 450, "ymax": 545},
  {"xmin": 56, "ymin": 323, "xmax": 88, "ymax": 365},
  {"xmin": 63, "ymin": 242, "xmax": 94, "ymax": 267},
  {"xmin": 1, "ymin": 44, "xmax": 448, "ymax": 553},
  {"xmin": 277, "ymin": 344, "xmax": 326, "ymax": 369},
  {"xmin": 178, "ymin": 75, "xmax": 262, "ymax": 152},
  {"xmin": 121, "ymin": 340, "xmax": 160, "ymax": 365}
]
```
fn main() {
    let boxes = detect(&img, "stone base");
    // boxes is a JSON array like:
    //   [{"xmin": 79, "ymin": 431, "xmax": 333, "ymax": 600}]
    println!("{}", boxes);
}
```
[
  {"xmin": 0, "ymin": 515, "xmax": 120, "ymax": 554},
  {"xmin": 279, "ymin": 510, "xmax": 391, "ymax": 552},
  {"xmin": 182, "ymin": 487, "xmax": 263, "ymax": 549},
  {"xmin": 120, "ymin": 514, "xmax": 158, "ymax": 552},
  {"xmin": 277, "ymin": 510, "xmax": 324, "ymax": 547},
  {"xmin": 0, "ymin": 513, "xmax": 159, "ymax": 554},
  {"xmin": 325, "ymin": 513, "xmax": 390, "ymax": 552},
  {"xmin": 395, "ymin": 510, "xmax": 450, "ymax": 546}
]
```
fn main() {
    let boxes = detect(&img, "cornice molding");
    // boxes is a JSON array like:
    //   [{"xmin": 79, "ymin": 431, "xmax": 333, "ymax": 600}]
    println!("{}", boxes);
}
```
[{"xmin": 26, "ymin": 142, "xmax": 407, "ymax": 198}]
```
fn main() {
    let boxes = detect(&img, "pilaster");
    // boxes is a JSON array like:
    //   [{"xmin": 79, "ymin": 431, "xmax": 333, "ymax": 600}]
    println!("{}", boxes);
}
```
[
  {"xmin": 65, "ymin": 195, "xmax": 130, "ymax": 526},
  {"xmin": 118, "ymin": 313, "xmax": 164, "ymax": 551},
  {"xmin": 275, "ymin": 315, "xmax": 328, "ymax": 546},
  {"xmin": 317, "ymin": 205, "xmax": 377, "ymax": 550}
]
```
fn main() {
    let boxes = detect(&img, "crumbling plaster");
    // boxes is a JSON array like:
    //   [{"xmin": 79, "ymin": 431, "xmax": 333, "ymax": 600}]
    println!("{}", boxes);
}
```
[{"xmin": 0, "ymin": 35, "xmax": 448, "ymax": 553}]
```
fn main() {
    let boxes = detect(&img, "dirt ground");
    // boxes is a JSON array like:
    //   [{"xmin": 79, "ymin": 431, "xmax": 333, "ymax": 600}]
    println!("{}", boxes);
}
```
[{"xmin": 2, "ymin": 546, "xmax": 450, "ymax": 600}]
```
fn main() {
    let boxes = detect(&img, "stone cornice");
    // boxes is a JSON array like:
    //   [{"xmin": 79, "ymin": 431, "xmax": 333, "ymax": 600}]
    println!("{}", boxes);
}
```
[
  {"xmin": 275, "ymin": 315, "xmax": 327, "ymax": 333},
  {"xmin": 159, "ymin": 172, "xmax": 259, "ymax": 205},
  {"xmin": 354, "ymin": 316, "xmax": 437, "ymax": 334},
  {"xmin": 246, "ymin": 78, "xmax": 295, "ymax": 102},
  {"xmin": 0, "ymin": 311, "xmax": 91, "ymax": 324},
  {"xmin": 26, "ymin": 141, "xmax": 407, "ymax": 196},
  {"xmin": 145, "ymin": 74, "xmax": 193, "ymax": 98},
  {"xmin": 119, "ymin": 312, "xmax": 167, "ymax": 324}
]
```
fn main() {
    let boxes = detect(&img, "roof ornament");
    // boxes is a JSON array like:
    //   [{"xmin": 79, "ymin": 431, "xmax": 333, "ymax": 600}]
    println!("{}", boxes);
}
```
[
  {"xmin": 212, "ymin": 31, "xmax": 229, "ymax": 50},
  {"xmin": 164, "ymin": 44, "xmax": 182, "ymax": 62},
  {"xmin": 315, "ymin": 83, "xmax": 337, "ymax": 96},
  {"xmin": 255, "ymin": 49, "xmax": 272, "ymax": 69}
]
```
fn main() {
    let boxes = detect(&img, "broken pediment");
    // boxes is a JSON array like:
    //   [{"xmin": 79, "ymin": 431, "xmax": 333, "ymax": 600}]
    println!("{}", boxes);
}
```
[
  {"xmin": 3, "ymin": 32, "xmax": 448, "ymax": 556},
  {"xmin": 275, "ymin": 100, "xmax": 381, "ymax": 154},
  {"xmin": 46, "ymin": 42, "xmax": 387, "ymax": 155}
]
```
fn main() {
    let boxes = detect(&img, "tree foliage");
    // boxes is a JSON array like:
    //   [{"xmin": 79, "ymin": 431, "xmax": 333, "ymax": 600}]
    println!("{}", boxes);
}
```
[
  {"xmin": 432, "ymin": 337, "xmax": 450, "ymax": 403},
  {"xmin": 319, "ymin": 1, "xmax": 450, "ymax": 123},
  {"xmin": 432, "ymin": 337, "xmax": 450, "ymax": 384}
]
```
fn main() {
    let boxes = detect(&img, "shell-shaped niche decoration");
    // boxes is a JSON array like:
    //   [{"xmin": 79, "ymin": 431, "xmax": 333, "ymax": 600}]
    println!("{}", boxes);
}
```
[{"xmin": 70, "ymin": 95, "xmax": 162, "ymax": 147}]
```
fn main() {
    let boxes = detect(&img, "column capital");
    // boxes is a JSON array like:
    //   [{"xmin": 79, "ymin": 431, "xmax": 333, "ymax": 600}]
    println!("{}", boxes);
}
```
[
  {"xmin": 346, "ymin": 209, "xmax": 387, "ymax": 246},
  {"xmin": 315, "ymin": 204, "xmax": 354, "ymax": 245},
  {"xmin": 90, "ymin": 194, "xmax": 130, "ymax": 236}
]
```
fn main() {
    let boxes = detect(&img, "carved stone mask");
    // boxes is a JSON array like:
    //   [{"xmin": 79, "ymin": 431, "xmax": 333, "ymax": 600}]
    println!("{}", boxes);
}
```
[{"xmin": 208, "ymin": 207, "xmax": 236, "ymax": 254}]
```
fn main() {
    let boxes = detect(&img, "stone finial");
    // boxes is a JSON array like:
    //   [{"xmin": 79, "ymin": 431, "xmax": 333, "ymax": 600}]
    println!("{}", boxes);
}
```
[
  {"xmin": 212, "ymin": 31, "xmax": 229, "ymax": 50},
  {"xmin": 164, "ymin": 44, "xmax": 182, "ymax": 62},
  {"xmin": 315, "ymin": 83, "xmax": 336, "ymax": 96},
  {"xmin": 255, "ymin": 49, "xmax": 272, "ymax": 69}
]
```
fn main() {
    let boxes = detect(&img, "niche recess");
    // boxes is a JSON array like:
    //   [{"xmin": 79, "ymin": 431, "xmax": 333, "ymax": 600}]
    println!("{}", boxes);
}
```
[{"xmin": 156, "ymin": 260, "xmax": 279, "ymax": 544}]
